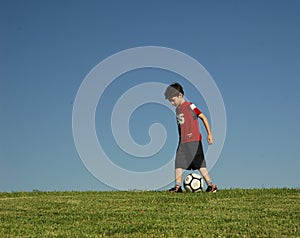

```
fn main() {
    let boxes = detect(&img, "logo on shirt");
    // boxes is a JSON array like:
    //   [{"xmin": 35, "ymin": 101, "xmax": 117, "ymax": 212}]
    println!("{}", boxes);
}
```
[{"xmin": 177, "ymin": 113, "xmax": 185, "ymax": 125}]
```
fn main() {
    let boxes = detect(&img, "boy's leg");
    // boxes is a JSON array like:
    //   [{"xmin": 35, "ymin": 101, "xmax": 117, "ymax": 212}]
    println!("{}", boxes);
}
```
[
  {"xmin": 175, "ymin": 168, "xmax": 183, "ymax": 186},
  {"xmin": 168, "ymin": 168, "xmax": 183, "ymax": 192},
  {"xmin": 199, "ymin": 167, "xmax": 217, "ymax": 192},
  {"xmin": 199, "ymin": 167, "xmax": 212, "ymax": 185},
  {"xmin": 169, "ymin": 142, "xmax": 186, "ymax": 192}
]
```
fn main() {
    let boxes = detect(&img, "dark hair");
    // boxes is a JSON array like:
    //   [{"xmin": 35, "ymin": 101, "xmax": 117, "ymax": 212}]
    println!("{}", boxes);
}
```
[{"xmin": 164, "ymin": 83, "xmax": 184, "ymax": 99}]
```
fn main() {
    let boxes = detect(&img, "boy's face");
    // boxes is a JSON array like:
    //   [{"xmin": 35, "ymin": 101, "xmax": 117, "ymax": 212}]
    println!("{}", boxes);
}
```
[{"xmin": 168, "ymin": 93, "xmax": 184, "ymax": 107}]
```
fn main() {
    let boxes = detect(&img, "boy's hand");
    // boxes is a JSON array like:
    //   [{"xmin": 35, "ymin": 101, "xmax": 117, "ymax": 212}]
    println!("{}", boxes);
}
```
[
  {"xmin": 199, "ymin": 113, "xmax": 214, "ymax": 145},
  {"xmin": 207, "ymin": 134, "xmax": 214, "ymax": 144}
]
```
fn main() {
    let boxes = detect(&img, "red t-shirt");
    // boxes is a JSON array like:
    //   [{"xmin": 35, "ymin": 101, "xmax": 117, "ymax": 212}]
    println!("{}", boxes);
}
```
[{"xmin": 176, "ymin": 101, "xmax": 202, "ymax": 143}]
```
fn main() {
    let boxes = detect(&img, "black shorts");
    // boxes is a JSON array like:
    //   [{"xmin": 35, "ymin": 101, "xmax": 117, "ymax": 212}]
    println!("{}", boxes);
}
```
[{"xmin": 175, "ymin": 141, "xmax": 206, "ymax": 170}]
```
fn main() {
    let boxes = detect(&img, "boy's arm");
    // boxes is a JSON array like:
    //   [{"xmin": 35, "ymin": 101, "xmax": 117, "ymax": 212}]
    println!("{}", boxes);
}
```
[{"xmin": 198, "ymin": 113, "xmax": 214, "ymax": 144}]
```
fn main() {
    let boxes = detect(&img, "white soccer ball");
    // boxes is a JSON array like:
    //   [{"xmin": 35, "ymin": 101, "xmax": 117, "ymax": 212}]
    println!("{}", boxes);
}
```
[{"xmin": 183, "ymin": 173, "xmax": 204, "ymax": 192}]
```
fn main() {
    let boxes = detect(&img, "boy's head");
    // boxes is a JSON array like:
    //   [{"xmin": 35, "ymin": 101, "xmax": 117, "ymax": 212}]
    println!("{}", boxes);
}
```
[
  {"xmin": 164, "ymin": 83, "xmax": 184, "ymax": 99},
  {"xmin": 164, "ymin": 83, "xmax": 185, "ymax": 107}
]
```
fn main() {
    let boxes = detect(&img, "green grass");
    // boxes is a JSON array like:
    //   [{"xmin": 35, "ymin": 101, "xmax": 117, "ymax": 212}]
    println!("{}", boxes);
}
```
[{"xmin": 0, "ymin": 189, "xmax": 299, "ymax": 237}]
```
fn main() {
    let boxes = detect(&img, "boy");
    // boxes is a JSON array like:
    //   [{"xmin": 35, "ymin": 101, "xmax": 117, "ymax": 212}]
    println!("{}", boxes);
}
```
[{"xmin": 164, "ymin": 83, "xmax": 217, "ymax": 193}]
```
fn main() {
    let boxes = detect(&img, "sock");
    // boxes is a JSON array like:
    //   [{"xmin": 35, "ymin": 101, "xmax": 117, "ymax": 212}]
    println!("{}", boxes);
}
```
[
  {"xmin": 206, "ymin": 180, "xmax": 213, "ymax": 186},
  {"xmin": 176, "ymin": 182, "xmax": 181, "ymax": 187}
]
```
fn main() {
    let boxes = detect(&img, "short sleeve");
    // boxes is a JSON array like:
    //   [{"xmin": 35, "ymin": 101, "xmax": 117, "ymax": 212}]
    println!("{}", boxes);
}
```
[{"xmin": 190, "ymin": 103, "xmax": 202, "ymax": 116}]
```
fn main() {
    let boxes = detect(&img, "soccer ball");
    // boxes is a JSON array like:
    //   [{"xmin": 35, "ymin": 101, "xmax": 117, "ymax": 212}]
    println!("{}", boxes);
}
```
[{"xmin": 183, "ymin": 173, "xmax": 204, "ymax": 192}]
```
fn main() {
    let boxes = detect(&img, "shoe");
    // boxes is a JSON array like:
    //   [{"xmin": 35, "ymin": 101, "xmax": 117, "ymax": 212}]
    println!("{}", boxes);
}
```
[
  {"xmin": 168, "ymin": 186, "xmax": 183, "ymax": 193},
  {"xmin": 206, "ymin": 184, "xmax": 217, "ymax": 193}
]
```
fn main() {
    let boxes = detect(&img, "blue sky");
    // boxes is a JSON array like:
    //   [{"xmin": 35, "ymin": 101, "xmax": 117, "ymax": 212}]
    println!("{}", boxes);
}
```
[{"xmin": 1, "ymin": 0, "xmax": 299, "ymax": 191}]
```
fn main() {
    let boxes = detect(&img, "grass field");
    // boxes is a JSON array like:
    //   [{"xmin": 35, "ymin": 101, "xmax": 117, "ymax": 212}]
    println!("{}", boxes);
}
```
[{"xmin": 0, "ymin": 189, "xmax": 299, "ymax": 237}]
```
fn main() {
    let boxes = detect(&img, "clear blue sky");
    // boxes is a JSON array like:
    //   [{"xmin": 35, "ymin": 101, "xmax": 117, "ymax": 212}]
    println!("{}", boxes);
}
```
[{"xmin": 1, "ymin": 0, "xmax": 299, "ymax": 191}]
